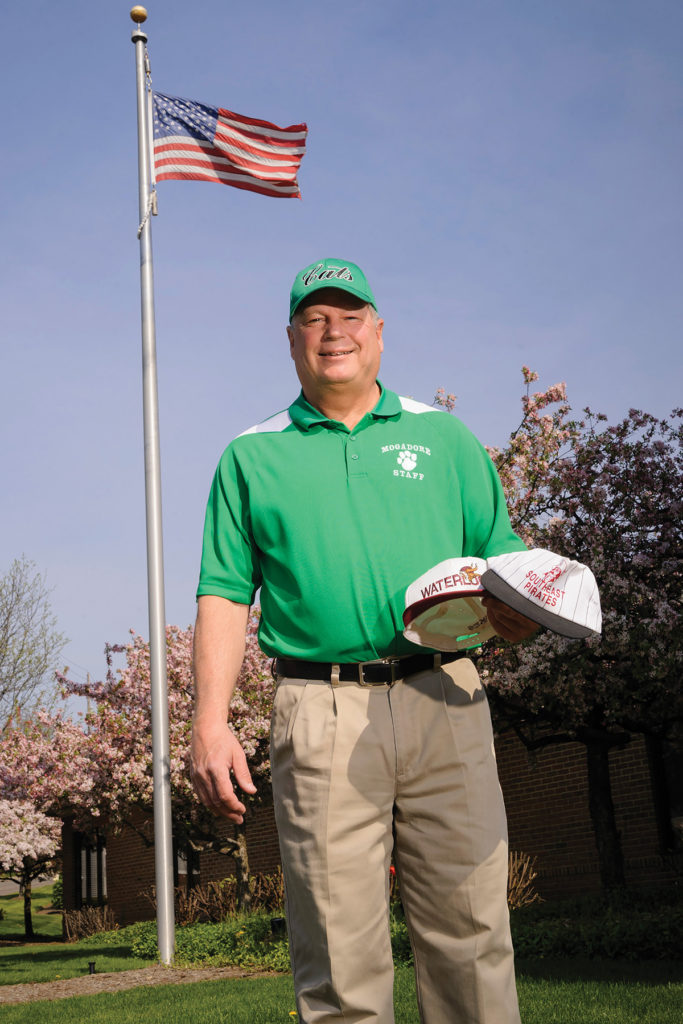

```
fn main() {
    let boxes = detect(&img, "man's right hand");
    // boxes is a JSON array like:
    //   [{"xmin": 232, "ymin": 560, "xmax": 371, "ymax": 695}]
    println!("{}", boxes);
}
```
[
  {"xmin": 192, "ymin": 596, "xmax": 253, "ymax": 823},
  {"xmin": 191, "ymin": 719, "xmax": 257, "ymax": 824}
]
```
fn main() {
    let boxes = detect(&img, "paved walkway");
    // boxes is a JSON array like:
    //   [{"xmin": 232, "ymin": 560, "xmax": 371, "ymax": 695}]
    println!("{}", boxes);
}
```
[
  {"xmin": 0, "ymin": 964, "xmax": 271, "ymax": 1005},
  {"xmin": 0, "ymin": 875, "xmax": 56, "ymax": 897}
]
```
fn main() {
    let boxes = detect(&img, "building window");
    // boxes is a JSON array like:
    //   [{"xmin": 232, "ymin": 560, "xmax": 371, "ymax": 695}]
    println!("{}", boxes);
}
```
[
  {"xmin": 75, "ymin": 833, "xmax": 107, "ymax": 907},
  {"xmin": 173, "ymin": 837, "xmax": 200, "ymax": 891}
]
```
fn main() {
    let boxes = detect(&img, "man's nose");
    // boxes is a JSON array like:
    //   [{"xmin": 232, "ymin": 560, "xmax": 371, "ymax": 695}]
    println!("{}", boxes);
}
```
[{"xmin": 322, "ymin": 317, "xmax": 344, "ymax": 338}]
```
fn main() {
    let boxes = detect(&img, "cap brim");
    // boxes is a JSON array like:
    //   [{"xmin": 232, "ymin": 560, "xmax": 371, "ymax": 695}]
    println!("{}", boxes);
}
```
[
  {"xmin": 290, "ymin": 282, "xmax": 376, "ymax": 319},
  {"xmin": 481, "ymin": 569, "xmax": 597, "ymax": 639},
  {"xmin": 402, "ymin": 592, "xmax": 496, "ymax": 651},
  {"xmin": 402, "ymin": 588, "xmax": 485, "ymax": 627}
]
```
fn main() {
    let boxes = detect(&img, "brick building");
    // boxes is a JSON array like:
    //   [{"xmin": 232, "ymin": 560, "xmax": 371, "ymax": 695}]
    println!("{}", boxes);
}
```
[
  {"xmin": 498, "ymin": 732, "xmax": 682, "ymax": 897},
  {"xmin": 61, "ymin": 727, "xmax": 682, "ymax": 925},
  {"xmin": 61, "ymin": 803, "xmax": 282, "ymax": 926}
]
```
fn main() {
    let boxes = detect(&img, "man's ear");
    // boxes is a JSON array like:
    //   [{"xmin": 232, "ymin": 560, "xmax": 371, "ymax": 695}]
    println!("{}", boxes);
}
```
[
  {"xmin": 376, "ymin": 318, "xmax": 385, "ymax": 353},
  {"xmin": 286, "ymin": 324, "xmax": 295, "ymax": 359}
]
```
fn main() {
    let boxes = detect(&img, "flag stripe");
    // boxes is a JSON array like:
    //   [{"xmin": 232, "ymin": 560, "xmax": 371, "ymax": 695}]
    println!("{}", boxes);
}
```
[
  {"xmin": 216, "ymin": 107, "xmax": 307, "ymax": 136},
  {"xmin": 213, "ymin": 126, "xmax": 306, "ymax": 159},
  {"xmin": 216, "ymin": 112, "xmax": 307, "ymax": 147},
  {"xmin": 155, "ymin": 150, "xmax": 299, "ymax": 184},
  {"xmin": 155, "ymin": 140, "xmax": 301, "ymax": 177},
  {"xmin": 159, "ymin": 133, "xmax": 303, "ymax": 168},
  {"xmin": 155, "ymin": 169, "xmax": 300, "ymax": 197},
  {"xmin": 152, "ymin": 92, "xmax": 307, "ymax": 198}
]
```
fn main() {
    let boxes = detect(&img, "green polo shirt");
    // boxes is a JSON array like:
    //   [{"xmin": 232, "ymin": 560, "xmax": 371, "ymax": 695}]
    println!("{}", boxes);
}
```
[{"xmin": 198, "ymin": 385, "xmax": 526, "ymax": 661}]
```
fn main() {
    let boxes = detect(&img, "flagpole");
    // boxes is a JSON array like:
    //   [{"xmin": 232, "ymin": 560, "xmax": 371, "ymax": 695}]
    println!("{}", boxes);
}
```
[{"xmin": 130, "ymin": 5, "xmax": 175, "ymax": 965}]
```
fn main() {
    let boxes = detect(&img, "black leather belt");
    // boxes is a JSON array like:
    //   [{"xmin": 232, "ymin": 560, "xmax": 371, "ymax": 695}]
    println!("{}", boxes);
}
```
[{"xmin": 274, "ymin": 650, "xmax": 469, "ymax": 686}]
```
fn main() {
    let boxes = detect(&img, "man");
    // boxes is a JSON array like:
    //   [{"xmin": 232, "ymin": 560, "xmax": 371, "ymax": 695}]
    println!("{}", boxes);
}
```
[{"xmin": 191, "ymin": 258, "xmax": 537, "ymax": 1024}]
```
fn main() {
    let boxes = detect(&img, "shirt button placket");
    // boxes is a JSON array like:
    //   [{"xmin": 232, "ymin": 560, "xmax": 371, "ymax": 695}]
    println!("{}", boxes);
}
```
[{"xmin": 346, "ymin": 434, "xmax": 363, "ymax": 477}]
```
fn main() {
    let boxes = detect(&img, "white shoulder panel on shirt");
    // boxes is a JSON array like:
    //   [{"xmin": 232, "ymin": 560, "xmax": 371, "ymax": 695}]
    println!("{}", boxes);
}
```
[
  {"xmin": 399, "ymin": 396, "xmax": 441, "ymax": 415},
  {"xmin": 238, "ymin": 409, "xmax": 293, "ymax": 437}
]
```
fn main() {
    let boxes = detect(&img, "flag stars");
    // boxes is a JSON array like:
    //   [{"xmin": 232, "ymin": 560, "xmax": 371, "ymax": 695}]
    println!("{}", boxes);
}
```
[{"xmin": 153, "ymin": 92, "xmax": 218, "ymax": 142}]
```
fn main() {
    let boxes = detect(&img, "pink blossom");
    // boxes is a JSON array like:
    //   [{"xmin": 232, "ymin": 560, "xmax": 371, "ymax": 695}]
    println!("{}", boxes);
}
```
[{"xmin": 0, "ymin": 799, "xmax": 60, "ymax": 878}]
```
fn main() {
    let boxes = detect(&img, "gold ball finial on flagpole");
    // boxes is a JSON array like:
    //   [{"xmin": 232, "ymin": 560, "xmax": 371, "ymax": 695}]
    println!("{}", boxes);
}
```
[{"xmin": 130, "ymin": 6, "xmax": 148, "ymax": 23}]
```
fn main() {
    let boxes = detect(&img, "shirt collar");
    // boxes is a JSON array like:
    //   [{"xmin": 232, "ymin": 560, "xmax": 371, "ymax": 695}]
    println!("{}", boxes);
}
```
[{"xmin": 289, "ymin": 381, "xmax": 402, "ymax": 431}]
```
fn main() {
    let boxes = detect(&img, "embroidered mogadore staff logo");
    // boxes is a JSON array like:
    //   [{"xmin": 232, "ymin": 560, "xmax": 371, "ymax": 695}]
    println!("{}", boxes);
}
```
[{"xmin": 381, "ymin": 442, "xmax": 431, "ymax": 481}]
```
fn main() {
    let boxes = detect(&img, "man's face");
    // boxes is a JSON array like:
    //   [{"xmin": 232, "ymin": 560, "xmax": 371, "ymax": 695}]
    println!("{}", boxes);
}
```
[{"xmin": 287, "ymin": 288, "xmax": 384, "ymax": 398}]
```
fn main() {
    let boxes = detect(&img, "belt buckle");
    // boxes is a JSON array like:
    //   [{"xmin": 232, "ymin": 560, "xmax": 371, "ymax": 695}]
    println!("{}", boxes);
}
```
[{"xmin": 358, "ymin": 658, "xmax": 400, "ymax": 686}]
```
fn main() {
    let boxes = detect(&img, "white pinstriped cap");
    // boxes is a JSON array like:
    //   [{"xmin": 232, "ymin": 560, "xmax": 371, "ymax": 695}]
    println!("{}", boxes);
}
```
[{"xmin": 481, "ymin": 549, "xmax": 602, "ymax": 638}]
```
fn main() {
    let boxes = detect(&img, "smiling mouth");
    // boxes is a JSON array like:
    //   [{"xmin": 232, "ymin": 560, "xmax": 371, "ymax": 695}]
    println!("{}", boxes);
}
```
[{"xmin": 320, "ymin": 350, "xmax": 353, "ymax": 357}]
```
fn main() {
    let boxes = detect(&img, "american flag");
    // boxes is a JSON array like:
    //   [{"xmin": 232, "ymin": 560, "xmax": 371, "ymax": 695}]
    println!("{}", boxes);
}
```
[{"xmin": 152, "ymin": 92, "xmax": 307, "ymax": 199}]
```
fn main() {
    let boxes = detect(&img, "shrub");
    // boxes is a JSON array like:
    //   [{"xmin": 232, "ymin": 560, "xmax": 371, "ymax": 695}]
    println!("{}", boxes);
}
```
[
  {"xmin": 126, "ymin": 885, "xmax": 683, "ymax": 969},
  {"xmin": 64, "ymin": 905, "xmax": 118, "ymax": 941},
  {"xmin": 130, "ymin": 911, "xmax": 291, "ymax": 971},
  {"xmin": 390, "ymin": 905, "xmax": 413, "ymax": 964},
  {"xmin": 131, "ymin": 907, "xmax": 410, "ymax": 971},
  {"xmin": 507, "ymin": 851, "xmax": 542, "ymax": 910},
  {"xmin": 143, "ymin": 880, "xmax": 235, "ymax": 927},
  {"xmin": 87, "ymin": 919, "xmax": 151, "ymax": 947},
  {"xmin": 142, "ymin": 870, "xmax": 286, "ymax": 927},
  {"xmin": 251, "ymin": 868, "xmax": 286, "ymax": 912},
  {"xmin": 511, "ymin": 895, "xmax": 683, "ymax": 960},
  {"xmin": 125, "ymin": 920, "xmax": 159, "ymax": 958},
  {"xmin": 51, "ymin": 875, "xmax": 64, "ymax": 909}
]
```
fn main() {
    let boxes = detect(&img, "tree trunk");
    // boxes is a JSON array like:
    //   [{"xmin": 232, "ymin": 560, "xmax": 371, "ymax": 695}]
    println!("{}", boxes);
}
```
[
  {"xmin": 585, "ymin": 739, "xmax": 626, "ymax": 892},
  {"xmin": 233, "ymin": 821, "xmax": 253, "ymax": 912},
  {"xmin": 23, "ymin": 876, "xmax": 34, "ymax": 940},
  {"xmin": 644, "ymin": 735, "xmax": 676, "ymax": 852}
]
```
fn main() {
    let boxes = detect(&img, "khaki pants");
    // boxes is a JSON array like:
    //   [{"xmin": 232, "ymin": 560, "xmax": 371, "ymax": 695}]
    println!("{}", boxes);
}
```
[{"xmin": 271, "ymin": 658, "xmax": 520, "ymax": 1024}]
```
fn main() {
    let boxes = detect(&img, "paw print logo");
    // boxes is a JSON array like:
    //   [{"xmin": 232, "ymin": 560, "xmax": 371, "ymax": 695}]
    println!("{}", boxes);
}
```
[{"xmin": 397, "ymin": 451, "xmax": 418, "ymax": 471}]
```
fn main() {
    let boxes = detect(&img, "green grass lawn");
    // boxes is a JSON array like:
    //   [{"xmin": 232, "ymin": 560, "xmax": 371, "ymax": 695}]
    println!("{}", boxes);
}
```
[
  {"xmin": 0, "ymin": 883, "xmax": 62, "ymax": 942},
  {"xmin": 0, "ymin": 884, "xmax": 148, "ymax": 985},
  {"xmin": 0, "ymin": 937, "xmax": 151, "ymax": 986},
  {"xmin": 1, "ymin": 962, "xmax": 683, "ymax": 1024},
  {"xmin": 516, "ymin": 959, "xmax": 683, "ymax": 1024},
  {"xmin": 2, "ymin": 888, "xmax": 682, "ymax": 1021}
]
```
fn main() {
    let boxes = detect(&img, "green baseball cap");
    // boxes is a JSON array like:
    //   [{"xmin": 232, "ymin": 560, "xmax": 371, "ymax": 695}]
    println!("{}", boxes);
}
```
[{"xmin": 289, "ymin": 258, "xmax": 377, "ymax": 320}]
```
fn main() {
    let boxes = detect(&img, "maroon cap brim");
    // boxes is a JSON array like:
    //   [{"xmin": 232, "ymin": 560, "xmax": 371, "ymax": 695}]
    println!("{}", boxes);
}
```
[{"xmin": 402, "ymin": 589, "xmax": 485, "ymax": 628}]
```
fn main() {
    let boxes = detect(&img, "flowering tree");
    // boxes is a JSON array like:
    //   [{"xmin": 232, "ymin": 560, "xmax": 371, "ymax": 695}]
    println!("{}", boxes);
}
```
[
  {"xmin": 0, "ymin": 614, "xmax": 273, "ymax": 913},
  {"xmin": 0, "ymin": 710, "xmax": 92, "ymax": 934},
  {"xmin": 0, "ymin": 710, "xmax": 95, "ymax": 825},
  {"xmin": 483, "ymin": 367, "xmax": 579, "ymax": 543},
  {"xmin": 57, "ymin": 613, "xmax": 273, "ymax": 908},
  {"xmin": 0, "ymin": 799, "xmax": 61, "ymax": 938},
  {"xmin": 438, "ymin": 372, "xmax": 682, "ymax": 889},
  {"xmin": 481, "ymin": 403, "xmax": 683, "ymax": 890},
  {"xmin": 436, "ymin": 367, "xmax": 579, "ymax": 543}
]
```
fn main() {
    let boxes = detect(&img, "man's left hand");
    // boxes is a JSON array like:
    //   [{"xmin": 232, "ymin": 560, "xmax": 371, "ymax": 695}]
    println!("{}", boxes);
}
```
[{"xmin": 481, "ymin": 594, "xmax": 539, "ymax": 643}]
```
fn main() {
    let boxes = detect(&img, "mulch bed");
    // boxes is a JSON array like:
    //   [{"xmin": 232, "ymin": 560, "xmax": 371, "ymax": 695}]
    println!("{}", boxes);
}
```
[{"xmin": 0, "ymin": 964, "xmax": 271, "ymax": 1005}]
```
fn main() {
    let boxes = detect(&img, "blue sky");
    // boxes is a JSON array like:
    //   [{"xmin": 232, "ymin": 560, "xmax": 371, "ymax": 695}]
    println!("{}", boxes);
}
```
[{"xmin": 1, "ymin": 0, "xmax": 681, "ymax": 691}]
